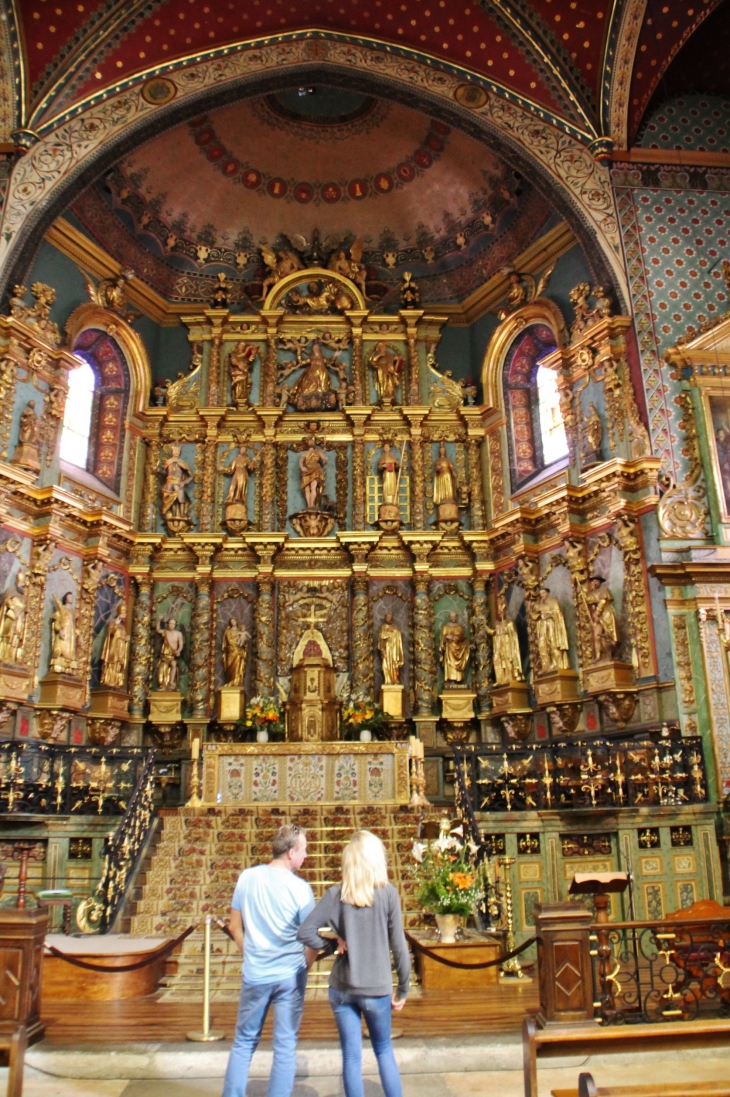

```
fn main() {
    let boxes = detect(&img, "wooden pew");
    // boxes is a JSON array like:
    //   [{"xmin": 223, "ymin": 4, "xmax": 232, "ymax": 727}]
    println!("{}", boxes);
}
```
[
  {"xmin": 523, "ymin": 1016, "xmax": 730, "ymax": 1097},
  {"xmin": 552, "ymin": 1076, "xmax": 730, "ymax": 1097},
  {"xmin": 0, "ymin": 1026, "xmax": 27, "ymax": 1097}
]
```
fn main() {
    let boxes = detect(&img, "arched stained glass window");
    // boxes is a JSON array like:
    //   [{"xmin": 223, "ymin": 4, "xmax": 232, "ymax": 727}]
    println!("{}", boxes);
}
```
[
  {"xmin": 60, "ymin": 359, "xmax": 95, "ymax": 467},
  {"xmin": 503, "ymin": 323, "xmax": 567, "ymax": 492},
  {"xmin": 60, "ymin": 330, "xmax": 130, "ymax": 493}
]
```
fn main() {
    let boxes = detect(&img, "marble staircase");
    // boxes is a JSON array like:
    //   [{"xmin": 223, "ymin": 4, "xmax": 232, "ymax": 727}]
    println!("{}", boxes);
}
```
[{"xmin": 125, "ymin": 803, "xmax": 428, "ymax": 1000}]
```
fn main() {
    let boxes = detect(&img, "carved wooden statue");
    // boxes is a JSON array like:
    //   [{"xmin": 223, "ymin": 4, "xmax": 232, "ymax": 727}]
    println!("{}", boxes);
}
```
[
  {"xmin": 12, "ymin": 401, "xmax": 41, "ymax": 471},
  {"xmin": 586, "ymin": 577, "xmax": 619, "ymax": 663},
  {"xmin": 378, "ymin": 613, "xmax": 404, "ymax": 685},
  {"xmin": 50, "ymin": 592, "xmax": 78, "ymax": 675},
  {"xmin": 439, "ymin": 611, "xmax": 470, "ymax": 684},
  {"xmin": 488, "ymin": 594, "xmax": 524, "ymax": 685},
  {"xmin": 160, "ymin": 444, "xmax": 193, "ymax": 533},
  {"xmin": 222, "ymin": 618, "xmax": 249, "ymax": 687},
  {"xmin": 156, "ymin": 619, "xmax": 184, "ymax": 691},
  {"xmin": 535, "ymin": 588, "xmax": 570, "ymax": 674},
  {"xmin": 229, "ymin": 342, "xmax": 256, "ymax": 408},
  {"xmin": 100, "ymin": 606, "xmax": 130, "ymax": 689},
  {"xmin": 0, "ymin": 570, "xmax": 27, "ymax": 665},
  {"xmin": 299, "ymin": 437, "xmax": 328, "ymax": 510}
]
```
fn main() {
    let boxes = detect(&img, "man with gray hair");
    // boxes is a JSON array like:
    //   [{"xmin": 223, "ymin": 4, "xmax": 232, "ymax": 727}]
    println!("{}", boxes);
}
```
[{"xmin": 222, "ymin": 823, "xmax": 316, "ymax": 1097}]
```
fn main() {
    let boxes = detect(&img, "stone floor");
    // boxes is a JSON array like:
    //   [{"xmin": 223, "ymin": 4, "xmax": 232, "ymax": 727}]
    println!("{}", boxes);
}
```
[{"xmin": 4, "ymin": 1041, "xmax": 730, "ymax": 1097}]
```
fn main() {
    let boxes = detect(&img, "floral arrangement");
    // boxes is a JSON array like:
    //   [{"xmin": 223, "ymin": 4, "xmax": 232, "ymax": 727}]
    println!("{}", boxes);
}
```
[
  {"xmin": 340, "ymin": 693, "xmax": 389, "ymax": 739},
  {"xmin": 412, "ymin": 824, "xmax": 485, "ymax": 917},
  {"xmin": 244, "ymin": 695, "xmax": 284, "ymax": 737}
]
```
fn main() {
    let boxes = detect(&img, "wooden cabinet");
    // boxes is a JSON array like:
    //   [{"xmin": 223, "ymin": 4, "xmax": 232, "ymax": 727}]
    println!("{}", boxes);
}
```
[
  {"xmin": 406, "ymin": 929, "xmax": 503, "ymax": 989},
  {"xmin": 0, "ymin": 907, "xmax": 48, "ymax": 1044}
]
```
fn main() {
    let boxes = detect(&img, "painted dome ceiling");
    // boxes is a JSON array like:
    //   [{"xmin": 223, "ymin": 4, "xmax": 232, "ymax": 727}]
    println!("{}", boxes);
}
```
[{"xmin": 69, "ymin": 86, "xmax": 552, "ymax": 307}]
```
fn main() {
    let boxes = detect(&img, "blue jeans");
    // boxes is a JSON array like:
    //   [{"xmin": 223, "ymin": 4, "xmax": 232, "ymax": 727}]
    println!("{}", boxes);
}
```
[
  {"xmin": 222, "ymin": 966, "xmax": 307, "ymax": 1097},
  {"xmin": 328, "ymin": 987, "xmax": 403, "ymax": 1097}
]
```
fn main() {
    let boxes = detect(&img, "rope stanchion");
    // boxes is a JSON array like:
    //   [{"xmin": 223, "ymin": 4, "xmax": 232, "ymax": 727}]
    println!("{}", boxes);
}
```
[
  {"xmin": 187, "ymin": 916, "xmax": 226, "ymax": 1042},
  {"xmin": 44, "ymin": 924, "xmax": 195, "ymax": 973},
  {"xmin": 408, "ymin": 934, "xmax": 537, "ymax": 970}
]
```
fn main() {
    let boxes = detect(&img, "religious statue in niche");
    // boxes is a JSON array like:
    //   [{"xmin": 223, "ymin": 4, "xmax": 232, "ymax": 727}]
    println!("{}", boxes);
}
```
[
  {"xmin": 222, "ymin": 618, "xmax": 250, "ymax": 687},
  {"xmin": 378, "ymin": 614, "xmax": 404, "ymax": 685},
  {"xmin": 433, "ymin": 442, "xmax": 460, "ymax": 532},
  {"xmin": 160, "ymin": 444, "xmax": 193, "ymax": 535},
  {"xmin": 290, "ymin": 438, "xmax": 335, "ymax": 538},
  {"xmin": 100, "ymin": 605, "xmax": 130, "ymax": 689},
  {"xmin": 585, "ymin": 577, "xmax": 619, "ymax": 663},
  {"xmin": 439, "ymin": 611, "xmax": 470, "ymax": 685},
  {"xmin": 534, "ymin": 588, "xmax": 570, "ymax": 674},
  {"xmin": 0, "ymin": 570, "xmax": 27, "ymax": 665},
  {"xmin": 487, "ymin": 594, "xmax": 524, "ymax": 685},
  {"xmin": 368, "ymin": 343, "xmax": 404, "ymax": 406},
  {"xmin": 278, "ymin": 333, "xmax": 349, "ymax": 412},
  {"xmin": 50, "ymin": 592, "xmax": 78, "ymax": 675},
  {"xmin": 156, "ymin": 618, "xmax": 184, "ymax": 691},
  {"xmin": 221, "ymin": 446, "xmax": 259, "ymax": 535},
  {"xmin": 375, "ymin": 443, "xmax": 405, "ymax": 532},
  {"xmin": 583, "ymin": 402, "xmax": 603, "ymax": 465},
  {"xmin": 11, "ymin": 401, "xmax": 41, "ymax": 472},
  {"xmin": 229, "ymin": 342, "xmax": 257, "ymax": 408}
]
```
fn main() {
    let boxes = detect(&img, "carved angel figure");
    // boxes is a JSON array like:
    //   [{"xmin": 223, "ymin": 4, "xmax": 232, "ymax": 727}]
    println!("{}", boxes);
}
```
[
  {"xmin": 497, "ymin": 264, "xmax": 554, "ymax": 319},
  {"xmin": 328, "ymin": 237, "xmax": 369, "ymax": 298},
  {"xmin": 83, "ymin": 268, "xmax": 135, "ymax": 318},
  {"xmin": 259, "ymin": 247, "xmax": 303, "ymax": 299}
]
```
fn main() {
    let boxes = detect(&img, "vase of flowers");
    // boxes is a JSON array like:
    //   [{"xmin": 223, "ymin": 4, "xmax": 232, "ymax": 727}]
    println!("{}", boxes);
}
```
[
  {"xmin": 341, "ymin": 694, "xmax": 388, "ymax": 741},
  {"xmin": 244, "ymin": 695, "xmax": 284, "ymax": 742},
  {"xmin": 412, "ymin": 823, "xmax": 484, "ymax": 942}
]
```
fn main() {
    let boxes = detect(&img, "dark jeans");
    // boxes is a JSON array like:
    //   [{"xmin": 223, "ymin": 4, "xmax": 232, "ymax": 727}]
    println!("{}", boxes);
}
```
[
  {"xmin": 222, "ymin": 966, "xmax": 307, "ymax": 1097},
  {"xmin": 328, "ymin": 987, "xmax": 403, "ymax": 1097}
]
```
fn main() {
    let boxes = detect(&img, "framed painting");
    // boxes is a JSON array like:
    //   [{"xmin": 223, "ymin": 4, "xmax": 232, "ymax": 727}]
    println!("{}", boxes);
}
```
[{"xmin": 704, "ymin": 391, "xmax": 730, "ymax": 520}]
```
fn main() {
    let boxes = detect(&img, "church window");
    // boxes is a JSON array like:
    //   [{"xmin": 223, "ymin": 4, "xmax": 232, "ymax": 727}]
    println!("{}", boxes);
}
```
[
  {"xmin": 60, "ymin": 329, "xmax": 130, "ymax": 493},
  {"xmin": 60, "ymin": 358, "xmax": 95, "ymax": 467},
  {"xmin": 503, "ymin": 323, "xmax": 567, "ymax": 492}
]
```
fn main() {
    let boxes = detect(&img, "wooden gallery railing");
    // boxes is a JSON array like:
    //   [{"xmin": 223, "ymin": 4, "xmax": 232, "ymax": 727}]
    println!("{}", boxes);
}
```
[{"xmin": 524, "ymin": 902, "xmax": 730, "ymax": 1097}]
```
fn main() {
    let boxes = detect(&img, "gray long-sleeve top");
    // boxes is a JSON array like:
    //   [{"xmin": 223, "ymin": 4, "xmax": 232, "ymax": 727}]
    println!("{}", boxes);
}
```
[{"xmin": 297, "ymin": 882, "xmax": 410, "ymax": 999}]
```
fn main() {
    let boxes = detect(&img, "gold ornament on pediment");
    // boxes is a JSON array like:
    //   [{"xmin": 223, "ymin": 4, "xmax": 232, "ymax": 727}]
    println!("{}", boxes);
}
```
[{"xmin": 427, "ymin": 346, "xmax": 465, "ymax": 410}]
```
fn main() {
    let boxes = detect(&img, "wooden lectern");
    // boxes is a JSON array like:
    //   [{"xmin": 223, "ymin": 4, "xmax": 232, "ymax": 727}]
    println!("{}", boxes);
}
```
[{"xmin": 569, "ymin": 871, "xmax": 629, "ymax": 923}]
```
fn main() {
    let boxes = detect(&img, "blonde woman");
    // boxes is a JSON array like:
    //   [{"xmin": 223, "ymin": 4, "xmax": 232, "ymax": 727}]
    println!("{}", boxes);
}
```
[{"xmin": 297, "ymin": 830, "xmax": 410, "ymax": 1097}]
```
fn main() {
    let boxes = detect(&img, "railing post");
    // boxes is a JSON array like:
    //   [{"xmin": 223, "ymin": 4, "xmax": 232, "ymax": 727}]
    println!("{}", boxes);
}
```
[{"xmin": 534, "ymin": 902, "xmax": 594, "ymax": 1026}]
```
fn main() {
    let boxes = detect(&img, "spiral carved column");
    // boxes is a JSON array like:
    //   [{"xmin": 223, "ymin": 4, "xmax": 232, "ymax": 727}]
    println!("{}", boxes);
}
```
[
  {"xmin": 351, "ymin": 575, "xmax": 374, "ymax": 700},
  {"xmin": 413, "ymin": 575, "xmax": 436, "ymax": 716},
  {"xmin": 190, "ymin": 576, "xmax": 213, "ymax": 716},
  {"xmin": 471, "ymin": 578, "xmax": 491, "ymax": 715},
  {"xmin": 254, "ymin": 577, "xmax": 276, "ymax": 696},
  {"xmin": 129, "ymin": 576, "xmax": 153, "ymax": 716}
]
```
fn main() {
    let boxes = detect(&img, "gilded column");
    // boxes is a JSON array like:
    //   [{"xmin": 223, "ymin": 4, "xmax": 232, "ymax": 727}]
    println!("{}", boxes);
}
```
[
  {"xmin": 346, "ymin": 311, "xmax": 369, "ymax": 405},
  {"xmin": 468, "ymin": 438, "xmax": 486, "ymax": 529},
  {"xmin": 351, "ymin": 576, "xmax": 374, "ymax": 700},
  {"xmin": 76, "ymin": 557, "xmax": 104, "ymax": 706},
  {"xmin": 205, "ymin": 311, "xmax": 228, "ymax": 406},
  {"xmin": 403, "ymin": 409, "xmax": 428, "ymax": 529},
  {"xmin": 140, "ymin": 432, "xmax": 161, "ymax": 533},
  {"xmin": 347, "ymin": 409, "xmax": 370, "ymax": 532},
  {"xmin": 613, "ymin": 514, "xmax": 654, "ymax": 677},
  {"xmin": 400, "ymin": 310, "xmax": 424, "ymax": 406},
  {"xmin": 198, "ymin": 413, "xmax": 221, "ymax": 532},
  {"xmin": 254, "ymin": 578, "xmax": 275, "ymax": 695},
  {"xmin": 190, "ymin": 576, "xmax": 212, "ymax": 716},
  {"xmin": 260, "ymin": 311, "xmax": 283, "ymax": 407},
  {"xmin": 129, "ymin": 575, "xmax": 153, "ymax": 716},
  {"xmin": 24, "ymin": 539, "xmax": 55, "ymax": 682},
  {"xmin": 413, "ymin": 575, "xmax": 436, "ymax": 716},
  {"xmin": 471, "ymin": 578, "xmax": 491, "ymax": 715}
]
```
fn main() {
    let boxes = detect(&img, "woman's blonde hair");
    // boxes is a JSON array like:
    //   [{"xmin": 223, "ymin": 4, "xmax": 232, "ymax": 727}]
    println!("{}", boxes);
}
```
[{"xmin": 340, "ymin": 830, "xmax": 388, "ymax": 907}]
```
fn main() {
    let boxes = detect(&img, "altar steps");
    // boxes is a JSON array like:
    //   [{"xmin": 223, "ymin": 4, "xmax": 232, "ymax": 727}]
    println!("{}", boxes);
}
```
[{"xmin": 125, "ymin": 803, "xmax": 431, "ymax": 999}]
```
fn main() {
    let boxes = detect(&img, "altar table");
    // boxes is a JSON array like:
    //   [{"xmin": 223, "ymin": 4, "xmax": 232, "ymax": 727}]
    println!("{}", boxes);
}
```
[
  {"xmin": 201, "ymin": 740, "xmax": 411, "ymax": 805},
  {"xmin": 406, "ymin": 929, "xmax": 505, "ymax": 989}
]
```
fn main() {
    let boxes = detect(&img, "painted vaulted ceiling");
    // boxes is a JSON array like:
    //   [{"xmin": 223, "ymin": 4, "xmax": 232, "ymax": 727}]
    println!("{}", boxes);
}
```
[{"xmin": 9, "ymin": 0, "xmax": 728, "ymax": 145}]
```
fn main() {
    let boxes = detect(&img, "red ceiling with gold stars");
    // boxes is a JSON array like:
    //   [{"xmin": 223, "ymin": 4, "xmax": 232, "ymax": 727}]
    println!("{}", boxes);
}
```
[{"xmin": 16, "ymin": 0, "xmax": 730, "ymax": 142}]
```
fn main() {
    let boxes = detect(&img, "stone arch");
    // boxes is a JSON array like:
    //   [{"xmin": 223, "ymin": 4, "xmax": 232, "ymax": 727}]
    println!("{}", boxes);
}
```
[{"xmin": 0, "ymin": 37, "xmax": 626, "ymax": 305}]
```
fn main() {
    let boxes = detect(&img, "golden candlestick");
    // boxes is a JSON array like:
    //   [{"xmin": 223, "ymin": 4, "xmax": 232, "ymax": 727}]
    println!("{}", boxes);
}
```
[{"xmin": 186, "ymin": 737, "xmax": 202, "ymax": 808}]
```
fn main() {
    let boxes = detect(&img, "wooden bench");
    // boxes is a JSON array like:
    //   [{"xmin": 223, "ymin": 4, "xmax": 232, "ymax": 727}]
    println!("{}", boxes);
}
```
[
  {"xmin": 523, "ymin": 1016, "xmax": 730, "ymax": 1097},
  {"xmin": 552, "ymin": 1077, "xmax": 730, "ymax": 1097},
  {"xmin": 0, "ymin": 1025, "xmax": 27, "ymax": 1097}
]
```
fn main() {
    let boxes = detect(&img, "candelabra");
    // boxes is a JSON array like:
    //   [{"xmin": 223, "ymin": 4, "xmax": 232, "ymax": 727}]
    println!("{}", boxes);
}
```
[
  {"xmin": 186, "ymin": 738, "xmax": 202, "ymax": 808},
  {"xmin": 498, "ymin": 855, "xmax": 526, "ymax": 981}
]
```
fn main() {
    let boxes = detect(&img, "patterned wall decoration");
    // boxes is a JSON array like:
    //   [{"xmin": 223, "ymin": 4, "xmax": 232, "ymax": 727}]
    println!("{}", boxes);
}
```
[
  {"xmin": 637, "ymin": 94, "xmax": 730, "ymax": 154},
  {"xmin": 613, "ymin": 161, "xmax": 730, "ymax": 479}
]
